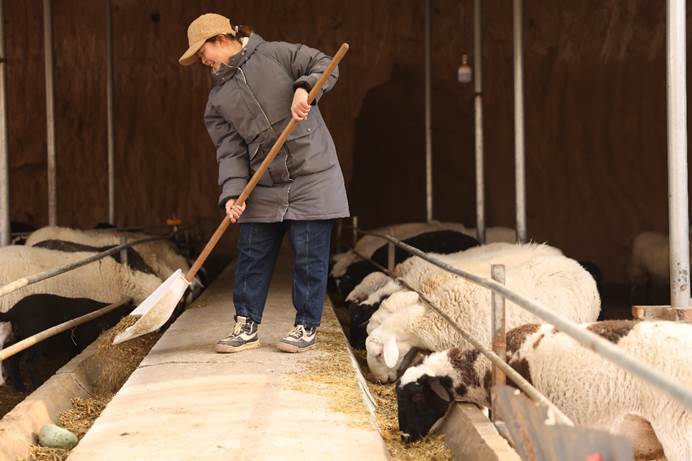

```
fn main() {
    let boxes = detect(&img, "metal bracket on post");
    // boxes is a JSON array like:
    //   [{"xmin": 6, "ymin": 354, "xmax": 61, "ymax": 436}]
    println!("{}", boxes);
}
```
[
  {"xmin": 387, "ymin": 242, "xmax": 395, "ymax": 272},
  {"xmin": 491, "ymin": 264, "xmax": 507, "ymax": 421},
  {"xmin": 352, "ymin": 216, "xmax": 358, "ymax": 249},
  {"xmin": 120, "ymin": 235, "xmax": 128, "ymax": 266}
]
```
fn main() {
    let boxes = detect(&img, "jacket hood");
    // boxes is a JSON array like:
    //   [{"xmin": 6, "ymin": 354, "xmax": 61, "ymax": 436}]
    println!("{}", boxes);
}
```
[{"xmin": 212, "ymin": 33, "xmax": 264, "ymax": 86}]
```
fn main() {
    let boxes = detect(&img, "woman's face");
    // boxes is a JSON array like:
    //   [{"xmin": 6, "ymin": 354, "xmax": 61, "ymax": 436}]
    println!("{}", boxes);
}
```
[{"xmin": 197, "ymin": 39, "xmax": 231, "ymax": 73}]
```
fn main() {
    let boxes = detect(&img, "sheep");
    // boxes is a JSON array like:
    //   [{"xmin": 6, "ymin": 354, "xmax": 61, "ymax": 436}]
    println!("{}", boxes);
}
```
[
  {"xmin": 396, "ymin": 320, "xmax": 692, "ymax": 461},
  {"xmin": 628, "ymin": 231, "xmax": 678, "ymax": 305},
  {"xmin": 366, "ymin": 246, "xmax": 601, "ymax": 383},
  {"xmin": 336, "ymin": 229, "xmax": 480, "ymax": 301},
  {"xmin": 0, "ymin": 246, "xmax": 165, "ymax": 390},
  {"xmin": 0, "ymin": 246, "xmax": 162, "ymax": 313},
  {"xmin": 347, "ymin": 243, "xmax": 561, "ymax": 350},
  {"xmin": 25, "ymin": 226, "xmax": 203, "ymax": 303}
]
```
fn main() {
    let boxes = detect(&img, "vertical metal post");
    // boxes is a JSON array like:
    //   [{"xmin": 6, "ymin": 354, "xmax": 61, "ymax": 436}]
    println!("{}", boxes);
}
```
[
  {"xmin": 424, "ymin": 0, "xmax": 433, "ymax": 222},
  {"xmin": 352, "ymin": 216, "xmax": 358, "ymax": 249},
  {"xmin": 490, "ymin": 264, "xmax": 506, "ymax": 421},
  {"xmin": 106, "ymin": 0, "xmax": 115, "ymax": 225},
  {"xmin": 43, "ymin": 0, "xmax": 57, "ymax": 226},
  {"xmin": 387, "ymin": 241, "xmax": 395, "ymax": 272},
  {"xmin": 0, "ymin": 0, "xmax": 9, "ymax": 246},
  {"xmin": 513, "ymin": 0, "xmax": 526, "ymax": 243},
  {"xmin": 474, "ymin": 0, "xmax": 485, "ymax": 244},
  {"xmin": 667, "ymin": 0, "xmax": 690, "ymax": 310}
]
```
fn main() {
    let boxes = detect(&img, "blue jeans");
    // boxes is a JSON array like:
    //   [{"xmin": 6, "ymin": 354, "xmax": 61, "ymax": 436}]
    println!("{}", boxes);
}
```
[{"xmin": 233, "ymin": 220, "xmax": 334, "ymax": 329}]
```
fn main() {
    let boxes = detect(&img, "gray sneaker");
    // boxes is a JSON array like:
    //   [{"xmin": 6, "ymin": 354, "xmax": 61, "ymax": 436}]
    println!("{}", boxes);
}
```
[
  {"xmin": 215, "ymin": 316, "xmax": 260, "ymax": 353},
  {"xmin": 277, "ymin": 325, "xmax": 317, "ymax": 353}
]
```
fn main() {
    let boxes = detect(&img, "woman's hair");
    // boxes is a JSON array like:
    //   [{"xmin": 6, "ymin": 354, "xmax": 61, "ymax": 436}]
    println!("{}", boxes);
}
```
[{"xmin": 207, "ymin": 25, "xmax": 253, "ymax": 44}]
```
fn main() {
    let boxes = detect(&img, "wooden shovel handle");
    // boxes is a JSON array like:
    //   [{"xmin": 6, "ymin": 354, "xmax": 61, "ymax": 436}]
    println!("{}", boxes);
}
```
[{"xmin": 185, "ymin": 43, "xmax": 350, "ymax": 283}]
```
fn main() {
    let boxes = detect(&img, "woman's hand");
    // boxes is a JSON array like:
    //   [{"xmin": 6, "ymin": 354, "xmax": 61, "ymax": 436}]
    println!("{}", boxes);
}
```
[
  {"xmin": 291, "ymin": 87, "xmax": 310, "ymax": 121},
  {"xmin": 225, "ymin": 199, "xmax": 246, "ymax": 223}
]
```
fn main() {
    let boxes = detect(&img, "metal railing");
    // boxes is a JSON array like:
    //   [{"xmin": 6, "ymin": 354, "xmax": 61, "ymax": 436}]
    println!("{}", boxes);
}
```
[{"xmin": 342, "ymin": 218, "xmax": 692, "ymax": 414}]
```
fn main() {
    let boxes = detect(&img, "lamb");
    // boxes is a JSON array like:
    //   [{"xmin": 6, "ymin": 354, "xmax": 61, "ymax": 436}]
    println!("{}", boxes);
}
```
[
  {"xmin": 397, "ymin": 320, "xmax": 692, "ymax": 461},
  {"xmin": 366, "ymin": 246, "xmax": 601, "ymax": 382}
]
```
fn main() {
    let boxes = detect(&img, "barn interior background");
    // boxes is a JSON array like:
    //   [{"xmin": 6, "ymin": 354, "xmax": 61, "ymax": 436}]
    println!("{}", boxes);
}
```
[{"xmin": 3, "ymin": 0, "xmax": 689, "ymax": 284}]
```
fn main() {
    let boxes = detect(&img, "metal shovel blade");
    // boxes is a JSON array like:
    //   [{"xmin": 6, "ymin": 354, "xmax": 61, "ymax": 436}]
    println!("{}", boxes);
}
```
[{"xmin": 112, "ymin": 269, "xmax": 190, "ymax": 345}]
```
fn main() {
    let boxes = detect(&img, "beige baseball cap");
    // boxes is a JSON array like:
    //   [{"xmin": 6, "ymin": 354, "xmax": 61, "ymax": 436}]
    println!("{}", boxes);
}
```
[{"xmin": 179, "ymin": 13, "xmax": 236, "ymax": 66}]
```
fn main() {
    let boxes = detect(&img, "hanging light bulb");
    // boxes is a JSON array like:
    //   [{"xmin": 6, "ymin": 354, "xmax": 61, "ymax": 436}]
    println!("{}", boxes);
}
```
[{"xmin": 457, "ymin": 54, "xmax": 472, "ymax": 84}]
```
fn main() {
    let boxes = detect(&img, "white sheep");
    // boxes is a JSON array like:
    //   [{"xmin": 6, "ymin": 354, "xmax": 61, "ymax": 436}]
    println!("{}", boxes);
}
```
[
  {"xmin": 0, "ymin": 246, "xmax": 162, "ymax": 313},
  {"xmin": 25, "ymin": 226, "xmax": 203, "ymax": 302},
  {"xmin": 367, "ymin": 247, "xmax": 600, "ymax": 382},
  {"xmin": 397, "ymin": 320, "xmax": 692, "ymax": 461},
  {"xmin": 345, "ymin": 271, "xmax": 393, "ymax": 304}
]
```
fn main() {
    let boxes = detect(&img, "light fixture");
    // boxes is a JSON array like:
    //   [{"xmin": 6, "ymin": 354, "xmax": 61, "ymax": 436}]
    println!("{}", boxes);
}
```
[{"xmin": 457, "ymin": 54, "xmax": 472, "ymax": 84}]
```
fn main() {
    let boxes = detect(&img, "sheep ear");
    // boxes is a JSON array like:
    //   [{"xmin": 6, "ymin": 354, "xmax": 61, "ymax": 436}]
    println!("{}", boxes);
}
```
[
  {"xmin": 383, "ymin": 336, "xmax": 400, "ymax": 368},
  {"xmin": 429, "ymin": 377, "xmax": 451, "ymax": 402}
]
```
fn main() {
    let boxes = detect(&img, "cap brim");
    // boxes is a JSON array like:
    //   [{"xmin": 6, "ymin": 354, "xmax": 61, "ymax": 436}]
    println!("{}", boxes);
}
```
[{"xmin": 178, "ymin": 38, "xmax": 206, "ymax": 66}]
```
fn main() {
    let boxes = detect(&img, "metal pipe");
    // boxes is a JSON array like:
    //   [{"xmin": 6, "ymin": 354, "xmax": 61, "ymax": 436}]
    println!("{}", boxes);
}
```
[
  {"xmin": 667, "ymin": 0, "xmax": 690, "ymax": 309},
  {"xmin": 474, "ymin": 0, "xmax": 485, "ymax": 244},
  {"xmin": 43, "ymin": 0, "xmax": 57, "ymax": 226},
  {"xmin": 0, "ymin": 299, "xmax": 130, "ymax": 361},
  {"xmin": 352, "ymin": 247, "xmax": 573, "ymax": 425},
  {"xmin": 387, "ymin": 241, "xmax": 395, "ymax": 272},
  {"xmin": 362, "ymin": 231, "xmax": 692, "ymax": 411},
  {"xmin": 120, "ymin": 235, "xmax": 128, "ymax": 266},
  {"xmin": 424, "ymin": 0, "xmax": 433, "ymax": 222},
  {"xmin": 0, "ymin": 235, "xmax": 167, "ymax": 298},
  {"xmin": 513, "ymin": 0, "xmax": 526, "ymax": 243},
  {"xmin": 106, "ymin": 0, "xmax": 115, "ymax": 225},
  {"xmin": 0, "ymin": 0, "xmax": 9, "ymax": 246},
  {"xmin": 491, "ymin": 264, "xmax": 506, "ymax": 421}
]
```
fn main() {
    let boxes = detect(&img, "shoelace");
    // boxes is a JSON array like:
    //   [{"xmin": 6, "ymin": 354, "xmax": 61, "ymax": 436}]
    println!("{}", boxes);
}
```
[
  {"xmin": 232, "ymin": 321, "xmax": 248, "ymax": 336},
  {"xmin": 287, "ymin": 325, "xmax": 306, "ymax": 339}
]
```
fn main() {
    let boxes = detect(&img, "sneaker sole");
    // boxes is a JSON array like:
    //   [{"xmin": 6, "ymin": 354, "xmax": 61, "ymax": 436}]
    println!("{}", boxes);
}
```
[
  {"xmin": 276, "ymin": 342, "xmax": 316, "ymax": 353},
  {"xmin": 215, "ymin": 340, "xmax": 261, "ymax": 354}
]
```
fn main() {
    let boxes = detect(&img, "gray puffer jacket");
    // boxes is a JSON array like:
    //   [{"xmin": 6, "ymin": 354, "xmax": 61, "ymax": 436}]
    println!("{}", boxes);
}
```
[{"xmin": 204, "ymin": 33, "xmax": 350, "ymax": 223}]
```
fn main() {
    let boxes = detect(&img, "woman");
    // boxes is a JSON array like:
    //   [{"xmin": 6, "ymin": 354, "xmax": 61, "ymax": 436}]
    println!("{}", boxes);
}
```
[{"xmin": 179, "ymin": 13, "xmax": 349, "ymax": 353}]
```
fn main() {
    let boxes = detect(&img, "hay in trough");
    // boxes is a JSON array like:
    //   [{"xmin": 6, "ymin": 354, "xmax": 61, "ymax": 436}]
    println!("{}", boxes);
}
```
[
  {"xmin": 58, "ymin": 396, "xmax": 110, "ymax": 439},
  {"xmin": 25, "ymin": 315, "xmax": 162, "ymax": 461},
  {"xmin": 84, "ymin": 315, "xmax": 161, "ymax": 395},
  {"xmin": 27, "ymin": 446, "xmax": 70, "ymax": 461}
]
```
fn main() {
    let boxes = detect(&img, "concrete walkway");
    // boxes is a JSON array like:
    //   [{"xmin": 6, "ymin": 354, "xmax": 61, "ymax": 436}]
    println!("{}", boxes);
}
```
[{"xmin": 68, "ymin": 249, "xmax": 389, "ymax": 461}]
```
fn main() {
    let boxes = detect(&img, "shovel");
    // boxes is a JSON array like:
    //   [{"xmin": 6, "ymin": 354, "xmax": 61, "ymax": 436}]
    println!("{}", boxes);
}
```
[{"xmin": 113, "ymin": 43, "xmax": 350, "ymax": 345}]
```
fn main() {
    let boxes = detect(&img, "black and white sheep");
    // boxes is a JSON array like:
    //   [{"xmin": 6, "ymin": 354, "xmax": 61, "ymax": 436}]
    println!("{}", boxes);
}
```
[
  {"xmin": 25, "ymin": 226, "xmax": 203, "ymax": 303},
  {"xmin": 366, "ymin": 244, "xmax": 601, "ymax": 382},
  {"xmin": 397, "ymin": 320, "xmax": 692, "ymax": 461}
]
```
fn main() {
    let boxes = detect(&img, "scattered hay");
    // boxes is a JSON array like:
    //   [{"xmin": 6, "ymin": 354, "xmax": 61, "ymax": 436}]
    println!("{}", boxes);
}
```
[
  {"xmin": 27, "ymin": 446, "xmax": 70, "ymax": 461},
  {"xmin": 0, "ymin": 384, "xmax": 28, "ymax": 418},
  {"xmin": 287, "ymin": 308, "xmax": 371, "ymax": 429},
  {"xmin": 58, "ymin": 396, "xmax": 110, "ymax": 439}
]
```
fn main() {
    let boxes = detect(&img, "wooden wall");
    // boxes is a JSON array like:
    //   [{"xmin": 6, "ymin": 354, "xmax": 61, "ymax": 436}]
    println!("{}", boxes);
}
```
[{"xmin": 3, "ymin": 1, "xmax": 689, "ymax": 283}]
